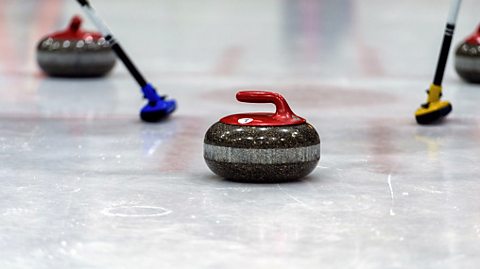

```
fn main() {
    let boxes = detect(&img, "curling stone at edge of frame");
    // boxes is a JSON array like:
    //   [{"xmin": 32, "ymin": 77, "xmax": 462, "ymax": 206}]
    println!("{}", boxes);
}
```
[
  {"xmin": 203, "ymin": 90, "xmax": 320, "ymax": 183},
  {"xmin": 36, "ymin": 15, "xmax": 116, "ymax": 77},
  {"xmin": 455, "ymin": 24, "xmax": 480, "ymax": 83}
]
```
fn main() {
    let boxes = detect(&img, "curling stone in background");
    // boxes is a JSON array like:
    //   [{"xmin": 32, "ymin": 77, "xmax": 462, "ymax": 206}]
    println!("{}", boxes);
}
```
[
  {"xmin": 36, "ymin": 15, "xmax": 116, "ymax": 77},
  {"xmin": 204, "ymin": 91, "xmax": 320, "ymax": 182},
  {"xmin": 455, "ymin": 24, "xmax": 480, "ymax": 83}
]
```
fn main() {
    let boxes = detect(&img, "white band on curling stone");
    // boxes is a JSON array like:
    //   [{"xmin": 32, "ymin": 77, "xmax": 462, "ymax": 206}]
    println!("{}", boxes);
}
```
[{"xmin": 204, "ymin": 144, "xmax": 320, "ymax": 164}]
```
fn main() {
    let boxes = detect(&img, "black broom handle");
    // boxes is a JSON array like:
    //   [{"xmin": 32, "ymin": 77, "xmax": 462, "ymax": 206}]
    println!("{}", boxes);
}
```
[
  {"xmin": 76, "ymin": 0, "xmax": 148, "ymax": 88},
  {"xmin": 432, "ymin": 0, "xmax": 462, "ymax": 86}
]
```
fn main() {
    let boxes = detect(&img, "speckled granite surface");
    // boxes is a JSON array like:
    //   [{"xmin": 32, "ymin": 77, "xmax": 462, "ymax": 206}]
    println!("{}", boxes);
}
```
[
  {"xmin": 204, "ymin": 122, "xmax": 320, "ymax": 182},
  {"xmin": 204, "ymin": 122, "xmax": 319, "ymax": 149},
  {"xmin": 37, "ymin": 37, "xmax": 116, "ymax": 77},
  {"xmin": 455, "ymin": 42, "xmax": 480, "ymax": 83}
]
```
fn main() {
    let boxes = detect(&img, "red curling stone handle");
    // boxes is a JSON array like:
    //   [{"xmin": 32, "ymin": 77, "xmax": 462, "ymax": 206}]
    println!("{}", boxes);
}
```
[
  {"xmin": 466, "ymin": 24, "xmax": 480, "ymax": 44},
  {"xmin": 69, "ymin": 15, "xmax": 82, "ymax": 33},
  {"xmin": 236, "ymin": 91, "xmax": 300, "ymax": 122}
]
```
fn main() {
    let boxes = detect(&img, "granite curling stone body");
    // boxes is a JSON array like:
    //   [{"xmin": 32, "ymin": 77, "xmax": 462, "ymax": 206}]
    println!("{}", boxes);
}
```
[
  {"xmin": 455, "ymin": 25, "xmax": 480, "ymax": 83},
  {"xmin": 37, "ymin": 15, "xmax": 116, "ymax": 77},
  {"xmin": 204, "ymin": 91, "xmax": 320, "ymax": 182}
]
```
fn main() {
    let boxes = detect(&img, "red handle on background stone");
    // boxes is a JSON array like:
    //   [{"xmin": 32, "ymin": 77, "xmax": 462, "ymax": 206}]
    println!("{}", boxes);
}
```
[
  {"xmin": 69, "ymin": 15, "xmax": 82, "ymax": 33},
  {"xmin": 46, "ymin": 15, "xmax": 103, "ymax": 40},
  {"xmin": 465, "ymin": 24, "xmax": 480, "ymax": 44},
  {"xmin": 236, "ymin": 91, "xmax": 298, "ymax": 121}
]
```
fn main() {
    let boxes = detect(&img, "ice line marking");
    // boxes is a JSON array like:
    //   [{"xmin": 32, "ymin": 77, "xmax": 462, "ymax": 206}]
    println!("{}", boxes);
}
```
[
  {"xmin": 276, "ymin": 184, "xmax": 310, "ymax": 209},
  {"xmin": 387, "ymin": 174, "xmax": 395, "ymax": 216},
  {"xmin": 101, "ymin": 205, "xmax": 172, "ymax": 218},
  {"xmin": 413, "ymin": 186, "xmax": 444, "ymax": 194}
]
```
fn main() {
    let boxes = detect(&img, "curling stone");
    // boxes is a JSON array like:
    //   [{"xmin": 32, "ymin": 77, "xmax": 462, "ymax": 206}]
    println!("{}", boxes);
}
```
[
  {"xmin": 204, "ymin": 91, "xmax": 320, "ymax": 182},
  {"xmin": 36, "ymin": 15, "xmax": 116, "ymax": 77},
  {"xmin": 455, "ymin": 24, "xmax": 480, "ymax": 83}
]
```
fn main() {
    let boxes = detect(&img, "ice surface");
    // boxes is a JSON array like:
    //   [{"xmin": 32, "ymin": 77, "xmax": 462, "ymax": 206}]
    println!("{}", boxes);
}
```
[{"xmin": 1, "ymin": 0, "xmax": 480, "ymax": 268}]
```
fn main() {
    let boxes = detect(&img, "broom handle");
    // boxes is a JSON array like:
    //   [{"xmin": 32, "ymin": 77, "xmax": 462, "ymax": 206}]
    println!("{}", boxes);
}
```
[
  {"xmin": 433, "ymin": 0, "xmax": 462, "ymax": 86},
  {"xmin": 76, "ymin": 0, "xmax": 148, "ymax": 88}
]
